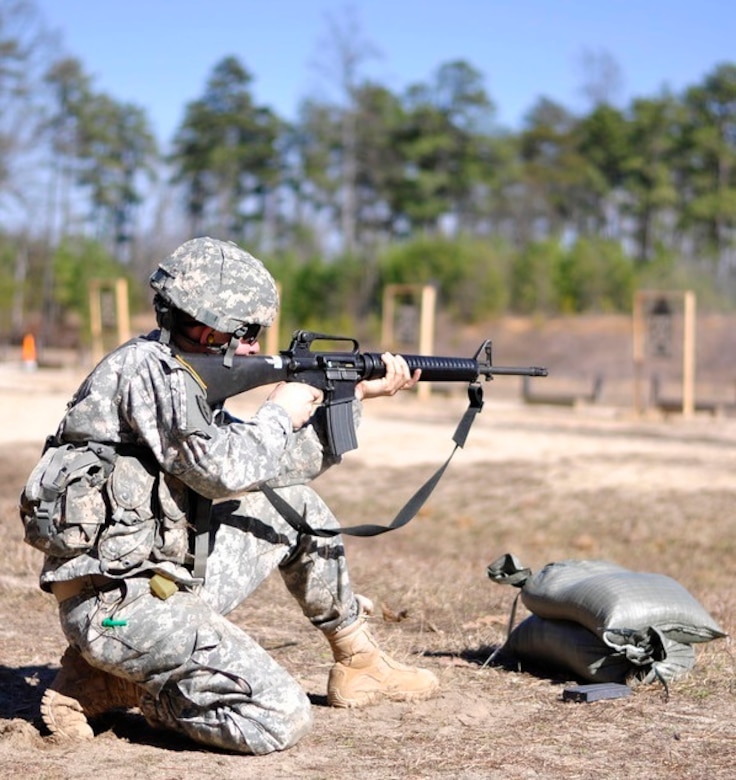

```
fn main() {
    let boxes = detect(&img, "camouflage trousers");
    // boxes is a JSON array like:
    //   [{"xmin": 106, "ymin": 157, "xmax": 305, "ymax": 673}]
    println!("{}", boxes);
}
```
[{"xmin": 57, "ymin": 485, "xmax": 356, "ymax": 754}]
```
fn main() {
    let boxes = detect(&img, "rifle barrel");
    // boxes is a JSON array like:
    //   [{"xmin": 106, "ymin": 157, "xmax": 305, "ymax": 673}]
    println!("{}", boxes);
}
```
[{"xmin": 486, "ymin": 366, "xmax": 548, "ymax": 377}]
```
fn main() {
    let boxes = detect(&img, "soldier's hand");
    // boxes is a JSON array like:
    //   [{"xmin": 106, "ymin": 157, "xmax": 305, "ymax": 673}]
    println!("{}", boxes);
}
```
[
  {"xmin": 356, "ymin": 353, "xmax": 421, "ymax": 401},
  {"xmin": 268, "ymin": 382, "xmax": 324, "ymax": 430}
]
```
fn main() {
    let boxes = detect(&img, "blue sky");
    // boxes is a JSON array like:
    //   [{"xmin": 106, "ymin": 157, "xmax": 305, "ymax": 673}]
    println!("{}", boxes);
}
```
[{"xmin": 35, "ymin": 1, "xmax": 736, "ymax": 145}]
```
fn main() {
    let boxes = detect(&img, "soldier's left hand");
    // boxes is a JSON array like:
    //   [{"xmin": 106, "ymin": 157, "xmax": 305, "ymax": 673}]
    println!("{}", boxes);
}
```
[{"xmin": 356, "ymin": 353, "xmax": 421, "ymax": 400}]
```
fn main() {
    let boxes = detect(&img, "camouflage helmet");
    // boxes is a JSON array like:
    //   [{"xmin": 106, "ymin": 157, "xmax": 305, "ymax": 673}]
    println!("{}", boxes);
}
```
[{"xmin": 149, "ymin": 237, "xmax": 279, "ymax": 334}]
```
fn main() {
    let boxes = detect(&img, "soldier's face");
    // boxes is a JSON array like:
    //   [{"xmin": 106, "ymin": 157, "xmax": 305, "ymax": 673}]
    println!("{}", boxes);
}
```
[
  {"xmin": 177, "ymin": 323, "xmax": 261, "ymax": 355},
  {"xmin": 233, "ymin": 336, "xmax": 260, "ymax": 355}
]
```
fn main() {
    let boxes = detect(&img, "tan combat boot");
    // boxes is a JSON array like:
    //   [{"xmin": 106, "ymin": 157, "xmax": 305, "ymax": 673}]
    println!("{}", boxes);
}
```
[
  {"xmin": 41, "ymin": 646, "xmax": 142, "ymax": 739},
  {"xmin": 326, "ymin": 598, "xmax": 439, "ymax": 708}
]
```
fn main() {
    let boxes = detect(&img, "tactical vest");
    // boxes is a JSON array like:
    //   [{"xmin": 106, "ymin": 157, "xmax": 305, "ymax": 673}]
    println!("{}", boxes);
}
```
[{"xmin": 20, "ymin": 438, "xmax": 191, "ymax": 571}]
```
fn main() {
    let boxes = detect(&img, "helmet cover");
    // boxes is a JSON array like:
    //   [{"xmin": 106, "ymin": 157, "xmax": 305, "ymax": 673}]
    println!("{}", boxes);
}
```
[{"xmin": 149, "ymin": 237, "xmax": 279, "ymax": 333}]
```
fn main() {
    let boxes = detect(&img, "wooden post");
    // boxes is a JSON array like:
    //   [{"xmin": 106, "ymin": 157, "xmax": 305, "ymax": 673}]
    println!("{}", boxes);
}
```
[
  {"xmin": 115, "ymin": 278, "xmax": 131, "ymax": 345},
  {"xmin": 417, "ymin": 286, "xmax": 437, "ymax": 401},
  {"xmin": 89, "ymin": 278, "xmax": 130, "ymax": 365},
  {"xmin": 682, "ymin": 290, "xmax": 696, "ymax": 418},
  {"xmin": 419, "ymin": 285, "xmax": 436, "ymax": 355}
]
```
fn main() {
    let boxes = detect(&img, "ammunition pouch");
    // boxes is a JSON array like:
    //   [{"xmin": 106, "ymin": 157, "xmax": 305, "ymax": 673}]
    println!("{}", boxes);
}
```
[{"xmin": 19, "ymin": 440, "xmax": 116, "ymax": 558}]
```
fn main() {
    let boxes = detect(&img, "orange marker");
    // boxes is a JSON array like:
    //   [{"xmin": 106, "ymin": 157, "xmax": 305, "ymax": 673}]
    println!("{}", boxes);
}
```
[{"xmin": 21, "ymin": 332, "xmax": 37, "ymax": 370}]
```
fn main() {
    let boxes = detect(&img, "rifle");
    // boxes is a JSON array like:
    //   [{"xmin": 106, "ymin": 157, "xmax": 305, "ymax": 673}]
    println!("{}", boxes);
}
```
[{"xmin": 181, "ymin": 329, "xmax": 548, "ymax": 457}]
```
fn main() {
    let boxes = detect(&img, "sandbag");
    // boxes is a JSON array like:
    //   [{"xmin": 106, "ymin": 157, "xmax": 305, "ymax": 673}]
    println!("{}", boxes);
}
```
[
  {"xmin": 499, "ymin": 614, "xmax": 636, "ymax": 683},
  {"xmin": 499, "ymin": 614, "xmax": 696, "ymax": 684},
  {"xmin": 519, "ymin": 559, "xmax": 726, "ymax": 646},
  {"xmin": 487, "ymin": 553, "xmax": 725, "ymax": 684}
]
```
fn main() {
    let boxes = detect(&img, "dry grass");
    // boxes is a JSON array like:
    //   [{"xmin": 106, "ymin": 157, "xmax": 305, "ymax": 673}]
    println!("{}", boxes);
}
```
[
  {"xmin": 2, "ymin": 315, "xmax": 736, "ymax": 778},
  {"xmin": 2, "ymin": 432, "xmax": 735, "ymax": 779}
]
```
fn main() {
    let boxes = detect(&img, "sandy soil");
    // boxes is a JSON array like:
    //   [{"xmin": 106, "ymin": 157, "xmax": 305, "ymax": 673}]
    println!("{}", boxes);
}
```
[{"xmin": 1, "ymin": 325, "xmax": 735, "ymax": 779}]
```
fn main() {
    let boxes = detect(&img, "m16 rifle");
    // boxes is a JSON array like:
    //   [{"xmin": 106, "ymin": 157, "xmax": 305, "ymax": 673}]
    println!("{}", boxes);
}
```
[{"xmin": 181, "ymin": 329, "xmax": 548, "ymax": 457}]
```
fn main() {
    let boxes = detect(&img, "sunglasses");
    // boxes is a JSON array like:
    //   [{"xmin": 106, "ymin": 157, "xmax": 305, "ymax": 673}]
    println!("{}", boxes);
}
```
[
  {"xmin": 177, "ymin": 314, "xmax": 263, "ymax": 349},
  {"xmin": 239, "ymin": 323, "xmax": 263, "ymax": 344}
]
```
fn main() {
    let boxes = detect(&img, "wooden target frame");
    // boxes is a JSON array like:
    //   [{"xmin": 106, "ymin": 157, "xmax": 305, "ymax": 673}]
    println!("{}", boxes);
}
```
[
  {"xmin": 633, "ymin": 290, "xmax": 696, "ymax": 417},
  {"xmin": 381, "ymin": 284, "xmax": 437, "ymax": 400}
]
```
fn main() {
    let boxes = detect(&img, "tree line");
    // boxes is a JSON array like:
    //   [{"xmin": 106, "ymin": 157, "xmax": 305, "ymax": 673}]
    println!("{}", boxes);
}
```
[{"xmin": 1, "ymin": 0, "xmax": 735, "ymax": 346}]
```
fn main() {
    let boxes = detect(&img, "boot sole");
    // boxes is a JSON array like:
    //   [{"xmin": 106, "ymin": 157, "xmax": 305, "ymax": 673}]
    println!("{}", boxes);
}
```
[{"xmin": 40, "ymin": 689, "xmax": 95, "ymax": 740}]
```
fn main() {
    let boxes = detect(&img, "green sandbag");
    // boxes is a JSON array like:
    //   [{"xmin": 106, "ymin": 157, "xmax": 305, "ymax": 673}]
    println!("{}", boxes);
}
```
[
  {"xmin": 488, "ymin": 553, "xmax": 725, "ymax": 682},
  {"xmin": 500, "ymin": 613, "xmax": 696, "ymax": 684},
  {"xmin": 500, "ymin": 614, "xmax": 635, "ymax": 683},
  {"xmin": 519, "ymin": 559, "xmax": 726, "ymax": 646}
]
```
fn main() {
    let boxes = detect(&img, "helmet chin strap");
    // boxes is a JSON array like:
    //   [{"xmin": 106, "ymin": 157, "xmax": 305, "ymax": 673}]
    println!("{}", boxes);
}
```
[
  {"xmin": 222, "ymin": 327, "xmax": 246, "ymax": 367},
  {"xmin": 154, "ymin": 296, "xmax": 173, "ymax": 344}
]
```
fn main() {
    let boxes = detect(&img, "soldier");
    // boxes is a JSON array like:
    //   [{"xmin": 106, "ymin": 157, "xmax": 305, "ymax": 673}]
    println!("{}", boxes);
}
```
[{"xmin": 21, "ymin": 237, "xmax": 438, "ymax": 755}]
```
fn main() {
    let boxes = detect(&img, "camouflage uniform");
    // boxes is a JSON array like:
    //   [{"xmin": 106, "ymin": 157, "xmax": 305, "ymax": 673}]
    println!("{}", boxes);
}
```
[
  {"xmin": 41, "ymin": 335, "xmax": 359, "ymax": 754},
  {"xmin": 30, "ymin": 238, "xmax": 439, "ymax": 752}
]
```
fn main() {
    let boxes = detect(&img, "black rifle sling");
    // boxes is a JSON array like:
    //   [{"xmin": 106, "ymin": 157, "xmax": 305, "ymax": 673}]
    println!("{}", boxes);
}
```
[{"xmin": 261, "ymin": 384, "xmax": 485, "ymax": 538}]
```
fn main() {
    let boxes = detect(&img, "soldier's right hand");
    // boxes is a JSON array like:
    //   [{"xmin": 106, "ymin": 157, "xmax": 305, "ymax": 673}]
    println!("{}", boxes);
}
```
[{"xmin": 268, "ymin": 382, "xmax": 324, "ymax": 430}]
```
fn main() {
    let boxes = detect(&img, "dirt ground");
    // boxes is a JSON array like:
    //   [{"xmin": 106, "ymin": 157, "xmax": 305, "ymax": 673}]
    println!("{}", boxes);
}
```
[{"xmin": 1, "ymin": 315, "xmax": 735, "ymax": 779}]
